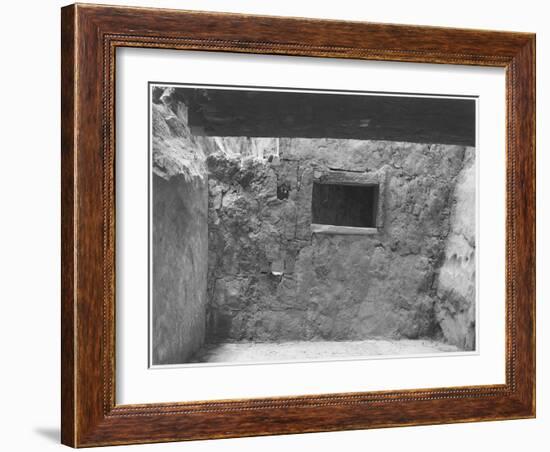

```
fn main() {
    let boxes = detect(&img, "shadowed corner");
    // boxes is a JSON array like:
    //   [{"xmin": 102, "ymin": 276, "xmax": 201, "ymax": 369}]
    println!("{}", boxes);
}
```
[
  {"xmin": 34, "ymin": 427, "xmax": 60, "ymax": 443},
  {"xmin": 151, "ymin": 86, "xmax": 477, "ymax": 366}
]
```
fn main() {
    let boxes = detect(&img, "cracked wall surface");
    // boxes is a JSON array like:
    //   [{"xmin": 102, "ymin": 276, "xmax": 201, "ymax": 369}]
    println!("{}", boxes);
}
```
[
  {"xmin": 435, "ymin": 148, "xmax": 476, "ymax": 349},
  {"xmin": 151, "ymin": 87, "xmax": 477, "ymax": 362},
  {"xmin": 205, "ymin": 138, "xmax": 474, "ymax": 347}
]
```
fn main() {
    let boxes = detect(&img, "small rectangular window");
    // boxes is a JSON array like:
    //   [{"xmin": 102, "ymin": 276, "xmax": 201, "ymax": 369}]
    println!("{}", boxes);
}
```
[{"xmin": 312, "ymin": 182, "xmax": 379, "ymax": 228}]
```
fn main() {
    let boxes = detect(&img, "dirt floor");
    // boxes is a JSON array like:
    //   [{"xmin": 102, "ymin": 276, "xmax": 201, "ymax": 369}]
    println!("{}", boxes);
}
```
[{"xmin": 189, "ymin": 339, "xmax": 462, "ymax": 364}]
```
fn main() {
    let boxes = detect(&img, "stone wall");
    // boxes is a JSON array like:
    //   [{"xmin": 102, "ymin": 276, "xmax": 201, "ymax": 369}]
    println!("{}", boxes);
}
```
[
  {"xmin": 435, "ymin": 149, "xmax": 476, "ymax": 349},
  {"xmin": 151, "ymin": 97, "xmax": 208, "ymax": 365},
  {"xmin": 151, "ymin": 87, "xmax": 477, "ymax": 355},
  {"xmin": 205, "ymin": 138, "xmax": 474, "ymax": 348}
]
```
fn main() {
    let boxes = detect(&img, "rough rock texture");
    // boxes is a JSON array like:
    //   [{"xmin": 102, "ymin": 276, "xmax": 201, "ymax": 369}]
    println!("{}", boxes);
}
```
[
  {"xmin": 151, "ymin": 87, "xmax": 477, "ymax": 356},
  {"xmin": 206, "ymin": 138, "xmax": 473, "ymax": 345},
  {"xmin": 151, "ymin": 94, "xmax": 208, "ymax": 365},
  {"xmin": 435, "ymin": 148, "xmax": 476, "ymax": 349}
]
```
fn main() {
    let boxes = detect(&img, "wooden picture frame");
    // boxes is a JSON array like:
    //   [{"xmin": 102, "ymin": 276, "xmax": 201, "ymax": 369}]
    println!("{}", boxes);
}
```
[{"xmin": 61, "ymin": 3, "xmax": 535, "ymax": 447}]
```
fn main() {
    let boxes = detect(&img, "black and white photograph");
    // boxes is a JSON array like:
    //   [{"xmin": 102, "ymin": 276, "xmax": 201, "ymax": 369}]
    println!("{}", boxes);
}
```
[
  {"xmin": 1, "ymin": 0, "xmax": 542, "ymax": 449},
  {"xmin": 149, "ymin": 84, "xmax": 477, "ymax": 366}
]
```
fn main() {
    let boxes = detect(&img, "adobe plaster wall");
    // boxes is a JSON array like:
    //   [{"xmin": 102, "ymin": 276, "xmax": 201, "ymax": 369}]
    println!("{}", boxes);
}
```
[
  {"xmin": 205, "ymin": 138, "xmax": 474, "ymax": 347},
  {"xmin": 151, "ymin": 98, "xmax": 208, "ymax": 364},
  {"xmin": 151, "ymin": 88, "xmax": 476, "ymax": 361}
]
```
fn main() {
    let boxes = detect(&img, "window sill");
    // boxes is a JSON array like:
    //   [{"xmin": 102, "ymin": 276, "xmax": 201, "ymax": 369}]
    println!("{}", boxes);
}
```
[{"xmin": 311, "ymin": 224, "xmax": 379, "ymax": 235}]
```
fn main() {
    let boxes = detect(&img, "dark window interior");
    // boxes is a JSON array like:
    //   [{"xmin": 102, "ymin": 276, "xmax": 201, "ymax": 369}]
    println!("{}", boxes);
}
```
[{"xmin": 311, "ymin": 183, "xmax": 379, "ymax": 228}]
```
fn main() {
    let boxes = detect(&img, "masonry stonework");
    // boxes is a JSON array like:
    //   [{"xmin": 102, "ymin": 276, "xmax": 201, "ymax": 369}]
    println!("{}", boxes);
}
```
[{"xmin": 151, "ymin": 88, "xmax": 476, "ymax": 364}]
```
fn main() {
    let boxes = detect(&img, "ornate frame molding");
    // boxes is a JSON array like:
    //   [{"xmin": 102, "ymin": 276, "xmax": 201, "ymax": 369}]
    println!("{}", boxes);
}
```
[{"xmin": 61, "ymin": 4, "xmax": 535, "ymax": 447}]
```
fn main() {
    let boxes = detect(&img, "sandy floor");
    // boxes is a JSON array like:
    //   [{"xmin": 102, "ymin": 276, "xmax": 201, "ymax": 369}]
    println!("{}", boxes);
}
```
[{"xmin": 190, "ymin": 339, "xmax": 461, "ymax": 364}]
